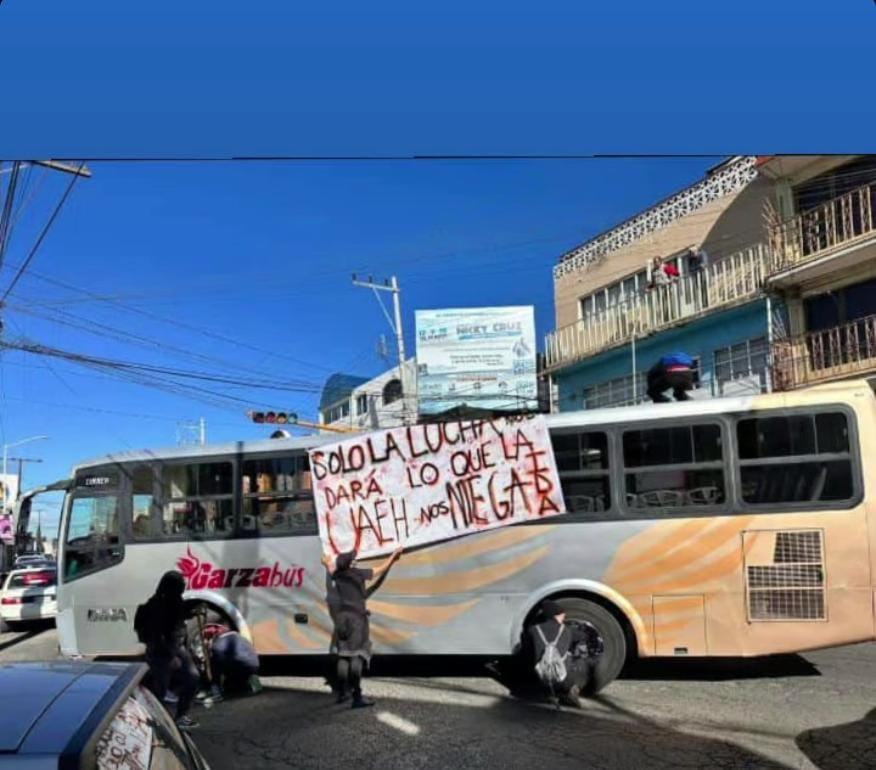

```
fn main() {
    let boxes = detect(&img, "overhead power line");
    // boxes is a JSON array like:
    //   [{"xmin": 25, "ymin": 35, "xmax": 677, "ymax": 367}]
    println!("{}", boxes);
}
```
[{"xmin": 1, "ymin": 161, "xmax": 86, "ymax": 303}]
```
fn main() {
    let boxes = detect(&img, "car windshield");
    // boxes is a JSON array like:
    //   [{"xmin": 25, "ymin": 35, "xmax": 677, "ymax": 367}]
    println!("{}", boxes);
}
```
[{"xmin": 95, "ymin": 685, "xmax": 193, "ymax": 770}]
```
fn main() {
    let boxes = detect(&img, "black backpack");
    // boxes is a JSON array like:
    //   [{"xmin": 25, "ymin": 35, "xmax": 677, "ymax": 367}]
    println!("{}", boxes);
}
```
[{"xmin": 133, "ymin": 601, "xmax": 150, "ymax": 643}]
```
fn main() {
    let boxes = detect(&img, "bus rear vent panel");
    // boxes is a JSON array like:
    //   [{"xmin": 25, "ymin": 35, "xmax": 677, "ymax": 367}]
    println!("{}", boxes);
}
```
[{"xmin": 744, "ymin": 530, "xmax": 826, "ymax": 621}]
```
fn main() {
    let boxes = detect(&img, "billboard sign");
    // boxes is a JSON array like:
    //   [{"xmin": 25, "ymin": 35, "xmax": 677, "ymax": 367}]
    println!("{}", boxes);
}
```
[
  {"xmin": 0, "ymin": 473, "xmax": 18, "ymax": 515},
  {"xmin": 415, "ymin": 306, "xmax": 537, "ymax": 414}
]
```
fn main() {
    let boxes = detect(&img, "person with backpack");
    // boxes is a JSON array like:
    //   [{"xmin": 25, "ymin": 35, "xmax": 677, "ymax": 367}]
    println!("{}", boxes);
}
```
[
  {"xmin": 134, "ymin": 571, "xmax": 200, "ymax": 730},
  {"xmin": 525, "ymin": 600, "xmax": 593, "ymax": 708},
  {"xmin": 647, "ymin": 351, "xmax": 698, "ymax": 403}
]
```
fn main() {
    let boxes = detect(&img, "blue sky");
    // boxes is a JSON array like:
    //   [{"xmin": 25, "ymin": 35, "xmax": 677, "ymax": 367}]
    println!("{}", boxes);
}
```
[
  {"xmin": 2, "ymin": 2, "xmax": 875, "ymax": 155},
  {"xmin": 2, "ymin": 157, "xmax": 715, "ymax": 511},
  {"xmin": 2, "ymin": 0, "xmax": 875, "ymax": 531}
]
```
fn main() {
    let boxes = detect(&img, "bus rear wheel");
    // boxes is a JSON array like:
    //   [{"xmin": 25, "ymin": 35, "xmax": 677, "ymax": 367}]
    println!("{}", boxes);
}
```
[{"xmin": 555, "ymin": 596, "xmax": 627, "ymax": 694}]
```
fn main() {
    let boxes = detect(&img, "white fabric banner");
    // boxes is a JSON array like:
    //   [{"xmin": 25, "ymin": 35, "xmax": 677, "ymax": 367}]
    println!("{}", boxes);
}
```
[{"xmin": 310, "ymin": 415, "xmax": 566, "ymax": 559}]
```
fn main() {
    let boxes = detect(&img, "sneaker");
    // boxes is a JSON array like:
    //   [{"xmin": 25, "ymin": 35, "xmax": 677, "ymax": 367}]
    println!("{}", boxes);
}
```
[
  {"xmin": 176, "ymin": 715, "xmax": 199, "ymax": 730},
  {"xmin": 201, "ymin": 684, "xmax": 223, "ymax": 704},
  {"xmin": 351, "ymin": 696, "xmax": 375, "ymax": 709},
  {"xmin": 247, "ymin": 674, "xmax": 263, "ymax": 694},
  {"xmin": 335, "ymin": 691, "xmax": 350, "ymax": 705},
  {"xmin": 559, "ymin": 686, "xmax": 583, "ymax": 709},
  {"xmin": 163, "ymin": 692, "xmax": 179, "ymax": 705}
]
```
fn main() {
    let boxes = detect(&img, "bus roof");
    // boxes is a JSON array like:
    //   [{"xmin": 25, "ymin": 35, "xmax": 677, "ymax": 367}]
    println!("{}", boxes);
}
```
[
  {"xmin": 72, "ymin": 379, "xmax": 874, "ymax": 473},
  {"xmin": 546, "ymin": 378, "xmax": 874, "ymax": 430}
]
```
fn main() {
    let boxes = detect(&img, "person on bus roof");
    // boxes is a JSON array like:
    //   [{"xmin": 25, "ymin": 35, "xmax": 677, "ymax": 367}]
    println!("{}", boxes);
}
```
[
  {"xmin": 647, "ymin": 352, "xmax": 698, "ymax": 403},
  {"xmin": 138, "ymin": 571, "xmax": 200, "ymax": 730},
  {"xmin": 321, "ymin": 546, "xmax": 403, "ymax": 708}
]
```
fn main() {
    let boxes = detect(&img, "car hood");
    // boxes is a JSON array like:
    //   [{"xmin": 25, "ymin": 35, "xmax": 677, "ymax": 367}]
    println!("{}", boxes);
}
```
[{"xmin": 0, "ymin": 662, "xmax": 132, "ymax": 754}]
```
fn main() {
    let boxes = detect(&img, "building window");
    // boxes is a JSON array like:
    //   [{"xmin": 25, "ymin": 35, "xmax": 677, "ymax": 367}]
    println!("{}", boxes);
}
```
[
  {"xmin": 356, "ymin": 394, "xmax": 369, "ymax": 415},
  {"xmin": 383, "ymin": 379, "xmax": 403, "ymax": 405},
  {"xmin": 623, "ymin": 423, "xmax": 726, "ymax": 510},
  {"xmin": 584, "ymin": 371, "xmax": 647, "ymax": 409},
  {"xmin": 714, "ymin": 338, "xmax": 768, "ymax": 394},
  {"xmin": 793, "ymin": 156, "xmax": 876, "ymax": 214},
  {"xmin": 325, "ymin": 401, "xmax": 351, "ymax": 423}
]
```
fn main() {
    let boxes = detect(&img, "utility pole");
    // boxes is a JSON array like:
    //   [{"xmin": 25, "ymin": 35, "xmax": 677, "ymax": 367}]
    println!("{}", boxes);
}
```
[
  {"xmin": 352, "ymin": 274, "xmax": 411, "ymax": 424},
  {"xmin": 199, "ymin": 417, "xmax": 206, "ymax": 446},
  {"xmin": 7, "ymin": 457, "xmax": 42, "ymax": 499}
]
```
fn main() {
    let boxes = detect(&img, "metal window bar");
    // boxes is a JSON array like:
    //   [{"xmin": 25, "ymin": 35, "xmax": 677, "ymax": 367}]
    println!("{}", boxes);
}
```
[
  {"xmin": 545, "ymin": 244, "xmax": 768, "ymax": 371},
  {"xmin": 770, "ymin": 181, "xmax": 876, "ymax": 272},
  {"xmin": 772, "ymin": 313, "xmax": 876, "ymax": 390}
]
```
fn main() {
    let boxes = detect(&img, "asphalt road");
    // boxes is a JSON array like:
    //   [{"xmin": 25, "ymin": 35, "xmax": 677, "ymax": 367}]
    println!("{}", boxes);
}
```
[{"xmin": 2, "ymin": 625, "xmax": 875, "ymax": 769}]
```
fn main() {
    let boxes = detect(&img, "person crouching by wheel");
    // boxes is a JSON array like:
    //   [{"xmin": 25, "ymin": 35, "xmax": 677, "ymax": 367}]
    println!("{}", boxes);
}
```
[
  {"xmin": 201, "ymin": 623, "xmax": 261, "ymax": 700},
  {"xmin": 324, "ymin": 546, "xmax": 403, "ymax": 709}
]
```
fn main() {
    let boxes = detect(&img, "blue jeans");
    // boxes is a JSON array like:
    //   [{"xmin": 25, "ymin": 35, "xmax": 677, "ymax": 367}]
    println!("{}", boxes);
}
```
[{"xmin": 146, "ymin": 648, "xmax": 199, "ymax": 718}]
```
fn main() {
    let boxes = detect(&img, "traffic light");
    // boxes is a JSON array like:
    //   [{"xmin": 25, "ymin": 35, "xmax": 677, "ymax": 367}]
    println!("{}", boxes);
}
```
[{"xmin": 247, "ymin": 411, "xmax": 298, "ymax": 425}]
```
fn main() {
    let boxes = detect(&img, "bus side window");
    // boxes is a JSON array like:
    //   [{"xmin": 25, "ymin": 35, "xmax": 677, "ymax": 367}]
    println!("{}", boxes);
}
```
[
  {"xmin": 241, "ymin": 454, "xmax": 318, "ymax": 536},
  {"xmin": 622, "ymin": 423, "xmax": 725, "ymax": 512},
  {"xmin": 131, "ymin": 465, "xmax": 158, "ymax": 540},
  {"xmin": 551, "ymin": 431, "xmax": 612, "ymax": 517},
  {"xmin": 158, "ymin": 462, "xmax": 235, "ymax": 539},
  {"xmin": 736, "ymin": 411, "xmax": 856, "ymax": 506}
]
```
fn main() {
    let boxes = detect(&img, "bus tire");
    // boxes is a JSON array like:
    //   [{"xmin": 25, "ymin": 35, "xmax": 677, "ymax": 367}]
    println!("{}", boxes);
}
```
[{"xmin": 555, "ymin": 596, "xmax": 627, "ymax": 694}]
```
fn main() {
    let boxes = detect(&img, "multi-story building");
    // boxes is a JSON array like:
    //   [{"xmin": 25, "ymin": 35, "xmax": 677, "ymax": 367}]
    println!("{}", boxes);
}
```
[
  {"xmin": 762, "ymin": 156, "xmax": 876, "ymax": 391},
  {"xmin": 317, "ymin": 360, "xmax": 418, "ymax": 432},
  {"xmin": 544, "ymin": 156, "xmax": 777, "ymax": 411},
  {"xmin": 544, "ymin": 155, "xmax": 876, "ymax": 412}
]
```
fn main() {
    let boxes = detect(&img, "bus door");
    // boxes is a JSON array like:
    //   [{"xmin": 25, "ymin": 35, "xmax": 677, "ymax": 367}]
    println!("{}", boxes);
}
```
[{"xmin": 58, "ymin": 470, "xmax": 134, "ymax": 656}]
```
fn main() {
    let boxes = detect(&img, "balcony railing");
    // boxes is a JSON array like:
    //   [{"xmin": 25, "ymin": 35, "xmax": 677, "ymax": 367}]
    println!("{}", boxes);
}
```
[
  {"xmin": 545, "ymin": 244, "xmax": 768, "ymax": 372},
  {"xmin": 769, "ymin": 182, "xmax": 876, "ymax": 274},
  {"xmin": 773, "ymin": 313, "xmax": 876, "ymax": 391}
]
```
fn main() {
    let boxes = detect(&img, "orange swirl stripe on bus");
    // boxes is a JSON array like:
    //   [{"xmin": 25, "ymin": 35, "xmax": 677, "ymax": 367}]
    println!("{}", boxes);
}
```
[
  {"xmin": 609, "ymin": 517, "xmax": 756, "ymax": 588},
  {"xmin": 285, "ymin": 620, "xmax": 324, "ymax": 650},
  {"xmin": 607, "ymin": 519, "xmax": 729, "ymax": 581},
  {"xmin": 367, "ymin": 598, "xmax": 479, "ymax": 625},
  {"xmin": 380, "ymin": 545, "xmax": 551, "ymax": 595},
  {"xmin": 369, "ymin": 623, "xmax": 415, "ymax": 645},
  {"xmin": 616, "ymin": 534, "xmax": 754, "ymax": 597},
  {"xmin": 396, "ymin": 526, "xmax": 554, "ymax": 568},
  {"xmin": 604, "ymin": 517, "xmax": 758, "ymax": 650},
  {"xmin": 250, "ymin": 619, "xmax": 295, "ymax": 653}
]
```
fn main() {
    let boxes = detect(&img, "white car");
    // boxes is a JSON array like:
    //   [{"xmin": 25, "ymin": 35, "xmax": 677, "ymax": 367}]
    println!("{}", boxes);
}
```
[{"xmin": 0, "ymin": 566, "xmax": 57, "ymax": 628}]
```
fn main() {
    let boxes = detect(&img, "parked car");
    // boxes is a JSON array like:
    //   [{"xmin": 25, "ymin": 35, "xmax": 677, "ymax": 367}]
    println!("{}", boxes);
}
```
[
  {"xmin": 13, "ymin": 554, "xmax": 53, "ymax": 570},
  {"xmin": 0, "ymin": 566, "xmax": 57, "ymax": 628},
  {"xmin": 0, "ymin": 661, "xmax": 210, "ymax": 768}
]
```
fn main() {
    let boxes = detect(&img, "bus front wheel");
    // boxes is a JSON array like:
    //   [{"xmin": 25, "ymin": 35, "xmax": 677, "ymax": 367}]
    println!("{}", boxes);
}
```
[{"xmin": 555, "ymin": 596, "xmax": 627, "ymax": 694}]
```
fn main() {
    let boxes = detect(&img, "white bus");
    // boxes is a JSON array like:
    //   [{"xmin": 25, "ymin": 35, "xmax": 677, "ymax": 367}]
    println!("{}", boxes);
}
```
[{"xmin": 51, "ymin": 380, "xmax": 876, "ymax": 691}]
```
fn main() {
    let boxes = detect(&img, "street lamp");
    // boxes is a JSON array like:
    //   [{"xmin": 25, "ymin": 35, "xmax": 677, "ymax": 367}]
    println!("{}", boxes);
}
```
[{"xmin": 2, "ymin": 435, "xmax": 49, "ymax": 479}]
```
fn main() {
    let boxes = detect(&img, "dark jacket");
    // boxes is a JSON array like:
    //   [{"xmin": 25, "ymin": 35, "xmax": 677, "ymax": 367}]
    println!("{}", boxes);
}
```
[{"xmin": 142, "ymin": 572, "xmax": 187, "ymax": 659}]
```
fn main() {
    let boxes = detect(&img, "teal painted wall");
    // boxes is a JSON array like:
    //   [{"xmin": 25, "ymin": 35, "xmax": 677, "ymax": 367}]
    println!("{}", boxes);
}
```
[{"xmin": 555, "ymin": 300, "xmax": 770, "ymax": 411}]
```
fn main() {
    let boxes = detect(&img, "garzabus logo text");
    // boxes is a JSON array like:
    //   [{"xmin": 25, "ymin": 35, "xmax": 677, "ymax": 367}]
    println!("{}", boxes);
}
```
[{"xmin": 177, "ymin": 546, "xmax": 305, "ymax": 590}]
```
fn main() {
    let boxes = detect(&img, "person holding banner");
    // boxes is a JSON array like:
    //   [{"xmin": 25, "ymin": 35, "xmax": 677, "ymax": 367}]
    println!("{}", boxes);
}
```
[{"xmin": 321, "ymin": 546, "xmax": 403, "ymax": 708}]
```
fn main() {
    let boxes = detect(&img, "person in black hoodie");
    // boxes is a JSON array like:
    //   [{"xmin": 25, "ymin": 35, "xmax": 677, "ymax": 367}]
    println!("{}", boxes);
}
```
[
  {"xmin": 140, "ymin": 571, "xmax": 200, "ymax": 729},
  {"xmin": 523, "ymin": 600, "xmax": 592, "ymax": 708},
  {"xmin": 322, "ymin": 546, "xmax": 402, "ymax": 708}
]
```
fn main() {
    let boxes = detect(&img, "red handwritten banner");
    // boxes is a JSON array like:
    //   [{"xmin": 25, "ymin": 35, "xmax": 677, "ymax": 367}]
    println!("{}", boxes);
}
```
[{"xmin": 309, "ymin": 415, "xmax": 565, "ymax": 558}]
